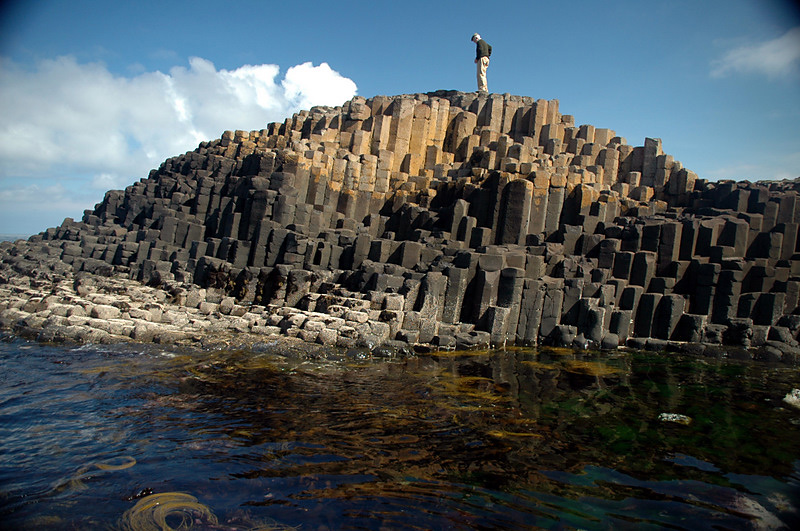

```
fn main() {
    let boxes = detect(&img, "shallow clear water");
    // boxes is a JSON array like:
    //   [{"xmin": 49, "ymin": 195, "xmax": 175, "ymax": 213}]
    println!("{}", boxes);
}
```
[{"xmin": 1, "ymin": 335, "xmax": 799, "ymax": 530}]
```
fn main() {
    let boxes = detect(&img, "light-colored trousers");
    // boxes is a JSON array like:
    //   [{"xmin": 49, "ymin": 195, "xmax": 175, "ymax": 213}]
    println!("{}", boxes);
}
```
[{"xmin": 477, "ymin": 56, "xmax": 489, "ymax": 92}]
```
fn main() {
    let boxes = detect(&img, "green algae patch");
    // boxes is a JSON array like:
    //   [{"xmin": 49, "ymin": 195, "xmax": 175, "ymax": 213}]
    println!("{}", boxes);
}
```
[
  {"xmin": 521, "ymin": 360, "xmax": 559, "ymax": 370},
  {"xmin": 564, "ymin": 359, "xmax": 624, "ymax": 376}
]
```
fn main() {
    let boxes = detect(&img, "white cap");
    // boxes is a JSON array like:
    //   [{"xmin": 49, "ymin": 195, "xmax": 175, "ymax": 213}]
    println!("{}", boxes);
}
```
[{"xmin": 471, "ymin": 33, "xmax": 480, "ymax": 41}]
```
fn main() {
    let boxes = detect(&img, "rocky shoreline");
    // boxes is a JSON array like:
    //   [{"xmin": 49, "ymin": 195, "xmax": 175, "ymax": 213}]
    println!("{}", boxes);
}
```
[
  {"xmin": 1, "ymin": 236, "xmax": 797, "ymax": 364},
  {"xmin": 3, "ymin": 91, "xmax": 800, "ymax": 365},
  {"xmin": 0, "ymin": 239, "xmax": 385, "ymax": 356}
]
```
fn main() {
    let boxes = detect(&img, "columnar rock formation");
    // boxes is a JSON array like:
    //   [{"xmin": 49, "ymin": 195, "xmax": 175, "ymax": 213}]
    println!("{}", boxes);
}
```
[{"xmin": 3, "ymin": 90, "xmax": 800, "ymax": 357}]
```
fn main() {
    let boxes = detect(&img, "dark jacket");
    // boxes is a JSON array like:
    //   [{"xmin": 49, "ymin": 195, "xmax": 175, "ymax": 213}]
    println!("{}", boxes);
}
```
[{"xmin": 475, "ymin": 39, "xmax": 492, "ymax": 60}]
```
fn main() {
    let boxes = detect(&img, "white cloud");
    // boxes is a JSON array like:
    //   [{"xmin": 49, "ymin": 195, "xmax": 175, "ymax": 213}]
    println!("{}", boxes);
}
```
[
  {"xmin": 282, "ymin": 62, "xmax": 358, "ymax": 110},
  {"xmin": 0, "ymin": 56, "xmax": 358, "ymax": 234},
  {"xmin": 711, "ymin": 26, "xmax": 800, "ymax": 78},
  {"xmin": 91, "ymin": 173, "xmax": 130, "ymax": 190}
]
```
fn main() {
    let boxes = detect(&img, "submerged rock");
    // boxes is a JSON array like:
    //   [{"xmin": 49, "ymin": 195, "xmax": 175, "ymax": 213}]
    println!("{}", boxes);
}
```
[
  {"xmin": 658, "ymin": 413, "xmax": 693, "ymax": 425},
  {"xmin": 783, "ymin": 389, "xmax": 800, "ymax": 410}
]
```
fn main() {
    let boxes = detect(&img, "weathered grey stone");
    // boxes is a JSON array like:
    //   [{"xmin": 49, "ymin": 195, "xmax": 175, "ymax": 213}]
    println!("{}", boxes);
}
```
[
  {"xmin": 601, "ymin": 333, "xmax": 620, "ymax": 349},
  {"xmin": 549, "ymin": 325, "xmax": 577, "ymax": 347},
  {"xmin": 496, "ymin": 179, "xmax": 533, "ymax": 245},
  {"xmin": 609, "ymin": 310, "xmax": 632, "ymax": 341},
  {"xmin": 634, "ymin": 293, "xmax": 661, "ymax": 338},
  {"xmin": 652, "ymin": 294, "xmax": 686, "ymax": 340},
  {"xmin": 90, "ymin": 304, "xmax": 121, "ymax": 320},
  {"xmin": 578, "ymin": 298, "xmax": 605, "ymax": 344},
  {"xmin": 316, "ymin": 327, "xmax": 338, "ymax": 345},
  {"xmin": 722, "ymin": 318, "xmax": 754, "ymax": 347},
  {"xmin": 539, "ymin": 281, "xmax": 564, "ymax": 339},
  {"xmin": 517, "ymin": 280, "xmax": 544, "ymax": 344}
]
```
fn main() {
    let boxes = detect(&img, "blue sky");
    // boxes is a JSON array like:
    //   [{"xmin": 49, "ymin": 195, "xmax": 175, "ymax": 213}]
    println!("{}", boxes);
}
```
[{"xmin": 1, "ymin": 0, "xmax": 799, "ymax": 236}]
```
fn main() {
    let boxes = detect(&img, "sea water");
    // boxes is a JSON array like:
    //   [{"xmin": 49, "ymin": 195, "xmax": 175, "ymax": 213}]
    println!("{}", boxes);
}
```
[{"xmin": 1, "ymin": 334, "xmax": 799, "ymax": 529}]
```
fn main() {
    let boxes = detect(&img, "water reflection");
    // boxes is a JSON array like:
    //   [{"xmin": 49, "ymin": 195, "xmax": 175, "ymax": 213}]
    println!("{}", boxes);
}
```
[{"xmin": 1, "ymin": 336, "xmax": 799, "ymax": 529}]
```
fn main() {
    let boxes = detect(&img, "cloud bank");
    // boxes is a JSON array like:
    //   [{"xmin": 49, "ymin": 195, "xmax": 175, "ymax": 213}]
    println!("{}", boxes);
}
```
[
  {"xmin": 711, "ymin": 26, "xmax": 800, "ymax": 78},
  {"xmin": 0, "ymin": 56, "xmax": 357, "ymax": 234}
]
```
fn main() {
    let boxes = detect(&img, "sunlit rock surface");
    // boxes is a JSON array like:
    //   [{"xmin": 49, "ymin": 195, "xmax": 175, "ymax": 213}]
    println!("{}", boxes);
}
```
[{"xmin": 2, "ymin": 90, "xmax": 800, "ymax": 360}]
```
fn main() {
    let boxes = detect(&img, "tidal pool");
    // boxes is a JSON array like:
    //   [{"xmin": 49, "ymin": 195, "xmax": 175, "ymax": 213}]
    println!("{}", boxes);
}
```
[{"xmin": 1, "ymin": 335, "xmax": 799, "ymax": 529}]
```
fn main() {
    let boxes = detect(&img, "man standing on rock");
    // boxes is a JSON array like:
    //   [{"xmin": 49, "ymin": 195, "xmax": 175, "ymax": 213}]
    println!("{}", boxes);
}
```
[{"xmin": 471, "ymin": 33, "xmax": 492, "ymax": 93}]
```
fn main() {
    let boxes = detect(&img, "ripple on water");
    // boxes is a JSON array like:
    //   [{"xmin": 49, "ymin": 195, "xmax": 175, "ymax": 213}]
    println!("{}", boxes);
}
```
[{"xmin": 0, "ymin": 338, "xmax": 799, "ymax": 529}]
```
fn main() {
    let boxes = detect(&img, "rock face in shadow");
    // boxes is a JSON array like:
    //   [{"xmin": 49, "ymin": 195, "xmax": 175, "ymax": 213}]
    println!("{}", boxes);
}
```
[{"xmin": 2, "ymin": 90, "xmax": 800, "ymax": 360}]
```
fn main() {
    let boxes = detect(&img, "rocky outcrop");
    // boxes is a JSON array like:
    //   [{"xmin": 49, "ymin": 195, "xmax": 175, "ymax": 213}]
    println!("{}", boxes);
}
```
[{"xmin": 2, "ymin": 90, "xmax": 800, "ymax": 361}]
